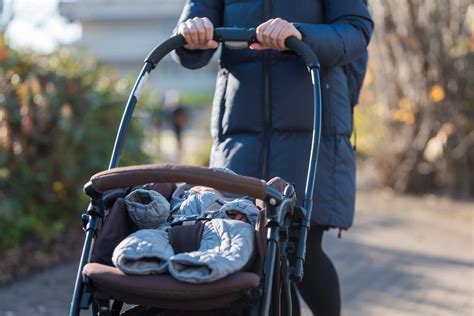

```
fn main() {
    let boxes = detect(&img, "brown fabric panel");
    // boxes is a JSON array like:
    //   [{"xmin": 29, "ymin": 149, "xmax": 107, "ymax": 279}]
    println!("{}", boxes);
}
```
[
  {"xmin": 96, "ymin": 288, "xmax": 241, "ymax": 311},
  {"xmin": 142, "ymin": 182, "xmax": 177, "ymax": 201},
  {"xmin": 267, "ymin": 177, "xmax": 288, "ymax": 194},
  {"xmin": 83, "ymin": 263, "xmax": 259, "ymax": 309},
  {"xmin": 168, "ymin": 222, "xmax": 204, "ymax": 254},
  {"xmin": 91, "ymin": 198, "xmax": 137, "ymax": 266},
  {"xmin": 90, "ymin": 164, "xmax": 268, "ymax": 200}
]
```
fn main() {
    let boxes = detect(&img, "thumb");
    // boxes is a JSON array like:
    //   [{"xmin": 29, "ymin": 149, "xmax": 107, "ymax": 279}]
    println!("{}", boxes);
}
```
[
  {"xmin": 249, "ymin": 43, "xmax": 266, "ymax": 50},
  {"xmin": 207, "ymin": 40, "xmax": 219, "ymax": 49}
]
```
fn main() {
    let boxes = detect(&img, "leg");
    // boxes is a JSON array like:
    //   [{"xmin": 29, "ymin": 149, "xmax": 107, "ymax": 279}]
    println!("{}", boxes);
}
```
[{"xmin": 298, "ymin": 226, "xmax": 341, "ymax": 316}]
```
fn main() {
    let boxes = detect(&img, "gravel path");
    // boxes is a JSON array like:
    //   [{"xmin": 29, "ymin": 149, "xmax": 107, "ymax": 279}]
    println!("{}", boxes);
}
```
[
  {"xmin": 0, "ymin": 189, "xmax": 471, "ymax": 316},
  {"xmin": 326, "ymin": 190, "xmax": 473, "ymax": 316}
]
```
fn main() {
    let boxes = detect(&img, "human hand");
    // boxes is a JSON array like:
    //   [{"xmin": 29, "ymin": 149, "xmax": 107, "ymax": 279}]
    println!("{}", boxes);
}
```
[
  {"xmin": 178, "ymin": 17, "xmax": 219, "ymax": 50},
  {"xmin": 250, "ymin": 18, "xmax": 302, "ymax": 51}
]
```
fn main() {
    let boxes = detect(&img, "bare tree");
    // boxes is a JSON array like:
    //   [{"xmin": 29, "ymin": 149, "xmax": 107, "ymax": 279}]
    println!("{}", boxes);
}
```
[{"xmin": 370, "ymin": 0, "xmax": 474, "ymax": 197}]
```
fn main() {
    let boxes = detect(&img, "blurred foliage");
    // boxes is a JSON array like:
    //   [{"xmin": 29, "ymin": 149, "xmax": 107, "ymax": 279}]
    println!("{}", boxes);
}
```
[
  {"xmin": 0, "ymin": 36, "xmax": 152, "ymax": 252},
  {"xmin": 362, "ymin": 1, "xmax": 474, "ymax": 197},
  {"xmin": 183, "ymin": 136, "xmax": 212, "ymax": 167},
  {"xmin": 179, "ymin": 90, "xmax": 214, "ymax": 107}
]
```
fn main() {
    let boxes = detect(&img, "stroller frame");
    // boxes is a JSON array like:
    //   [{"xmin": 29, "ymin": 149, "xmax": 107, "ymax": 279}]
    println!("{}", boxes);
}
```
[{"xmin": 70, "ymin": 28, "xmax": 322, "ymax": 316}]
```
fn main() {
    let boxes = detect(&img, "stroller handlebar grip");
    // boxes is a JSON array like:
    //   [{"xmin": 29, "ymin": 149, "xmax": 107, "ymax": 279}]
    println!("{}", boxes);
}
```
[
  {"xmin": 285, "ymin": 36, "xmax": 320, "ymax": 69},
  {"xmin": 213, "ymin": 27, "xmax": 257, "ymax": 43},
  {"xmin": 145, "ymin": 28, "xmax": 319, "ymax": 69},
  {"xmin": 145, "ymin": 35, "xmax": 187, "ymax": 68}
]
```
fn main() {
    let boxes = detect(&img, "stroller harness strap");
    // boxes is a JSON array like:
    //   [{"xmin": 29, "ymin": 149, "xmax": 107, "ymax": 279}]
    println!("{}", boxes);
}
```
[
  {"xmin": 168, "ymin": 222, "xmax": 204, "ymax": 254},
  {"xmin": 89, "ymin": 163, "xmax": 271, "ymax": 201}
]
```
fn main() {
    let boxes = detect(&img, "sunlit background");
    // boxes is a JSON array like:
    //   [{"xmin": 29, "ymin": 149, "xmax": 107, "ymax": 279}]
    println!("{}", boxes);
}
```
[{"xmin": 2, "ymin": 0, "xmax": 81, "ymax": 53}]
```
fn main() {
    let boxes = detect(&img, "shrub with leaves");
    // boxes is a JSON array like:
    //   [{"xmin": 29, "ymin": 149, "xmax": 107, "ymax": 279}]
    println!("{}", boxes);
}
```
[{"xmin": 0, "ymin": 36, "xmax": 151, "ymax": 252}]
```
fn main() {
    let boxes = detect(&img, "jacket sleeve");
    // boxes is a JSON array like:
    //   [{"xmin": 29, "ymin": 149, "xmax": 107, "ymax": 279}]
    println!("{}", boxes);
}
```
[
  {"xmin": 171, "ymin": 0, "xmax": 223, "ymax": 70},
  {"xmin": 293, "ymin": 0, "xmax": 373, "ymax": 68}
]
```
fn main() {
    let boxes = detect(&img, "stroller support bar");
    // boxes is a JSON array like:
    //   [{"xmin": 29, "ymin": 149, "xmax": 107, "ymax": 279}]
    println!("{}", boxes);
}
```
[{"xmin": 89, "ymin": 163, "xmax": 280, "ymax": 202}]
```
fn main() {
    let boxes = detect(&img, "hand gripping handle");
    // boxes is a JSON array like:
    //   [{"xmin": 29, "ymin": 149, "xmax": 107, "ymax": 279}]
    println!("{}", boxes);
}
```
[{"xmin": 145, "ymin": 28, "xmax": 319, "ymax": 69}]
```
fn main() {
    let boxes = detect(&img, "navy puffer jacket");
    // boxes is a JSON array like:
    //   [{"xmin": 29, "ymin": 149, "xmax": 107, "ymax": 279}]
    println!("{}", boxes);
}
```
[{"xmin": 172, "ymin": 0, "xmax": 373, "ymax": 229}]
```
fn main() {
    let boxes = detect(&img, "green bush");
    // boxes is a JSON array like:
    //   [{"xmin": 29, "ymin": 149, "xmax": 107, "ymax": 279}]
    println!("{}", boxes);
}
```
[{"xmin": 0, "ymin": 37, "xmax": 152, "ymax": 252}]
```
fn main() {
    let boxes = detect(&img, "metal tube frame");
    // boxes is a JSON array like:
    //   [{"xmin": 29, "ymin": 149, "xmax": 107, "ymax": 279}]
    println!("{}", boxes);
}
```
[
  {"xmin": 292, "ymin": 69, "xmax": 322, "ymax": 284},
  {"xmin": 260, "ymin": 185, "xmax": 297, "ymax": 315},
  {"xmin": 70, "ymin": 198, "xmax": 103, "ymax": 316}
]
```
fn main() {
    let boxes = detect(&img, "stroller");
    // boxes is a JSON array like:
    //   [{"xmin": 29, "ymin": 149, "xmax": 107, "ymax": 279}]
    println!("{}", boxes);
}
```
[{"xmin": 70, "ymin": 28, "xmax": 322, "ymax": 316}]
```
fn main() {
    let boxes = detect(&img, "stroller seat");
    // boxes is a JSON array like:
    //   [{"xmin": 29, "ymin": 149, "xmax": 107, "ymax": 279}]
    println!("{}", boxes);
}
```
[
  {"xmin": 78, "ymin": 164, "xmax": 279, "ymax": 312},
  {"xmin": 83, "ymin": 263, "xmax": 260, "ymax": 310}
]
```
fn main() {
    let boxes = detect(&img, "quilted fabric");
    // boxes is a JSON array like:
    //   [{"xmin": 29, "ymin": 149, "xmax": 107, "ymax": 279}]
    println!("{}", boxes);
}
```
[
  {"xmin": 172, "ymin": 0, "xmax": 374, "ymax": 229},
  {"xmin": 112, "ymin": 229, "xmax": 174, "ymax": 275},
  {"xmin": 168, "ymin": 219, "xmax": 255, "ymax": 283},
  {"xmin": 124, "ymin": 189, "xmax": 170, "ymax": 229}
]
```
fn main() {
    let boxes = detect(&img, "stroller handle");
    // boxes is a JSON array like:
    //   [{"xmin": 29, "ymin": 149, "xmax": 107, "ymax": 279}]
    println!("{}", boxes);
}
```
[
  {"xmin": 145, "ymin": 27, "xmax": 320, "ymax": 70},
  {"xmin": 86, "ymin": 163, "xmax": 281, "ymax": 202}
]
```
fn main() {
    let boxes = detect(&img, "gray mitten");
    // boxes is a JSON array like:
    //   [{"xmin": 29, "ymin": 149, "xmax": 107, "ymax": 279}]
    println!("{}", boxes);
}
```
[
  {"xmin": 125, "ymin": 189, "xmax": 170, "ymax": 229},
  {"xmin": 112, "ymin": 229, "xmax": 174, "ymax": 275}
]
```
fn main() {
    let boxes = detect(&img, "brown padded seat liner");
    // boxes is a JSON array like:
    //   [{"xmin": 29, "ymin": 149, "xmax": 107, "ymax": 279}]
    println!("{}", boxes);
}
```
[
  {"xmin": 85, "ymin": 175, "xmax": 287, "ymax": 310},
  {"xmin": 84, "ymin": 263, "xmax": 260, "ymax": 309},
  {"xmin": 91, "ymin": 198, "xmax": 137, "ymax": 266},
  {"xmin": 90, "ymin": 164, "xmax": 269, "ymax": 200}
]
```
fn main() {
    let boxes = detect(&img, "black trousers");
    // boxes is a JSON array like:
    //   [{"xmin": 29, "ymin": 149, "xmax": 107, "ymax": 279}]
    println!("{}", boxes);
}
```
[{"xmin": 297, "ymin": 226, "xmax": 341, "ymax": 316}]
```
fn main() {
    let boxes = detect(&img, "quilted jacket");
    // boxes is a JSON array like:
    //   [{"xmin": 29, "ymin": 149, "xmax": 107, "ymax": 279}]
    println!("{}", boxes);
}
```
[{"xmin": 172, "ymin": 0, "xmax": 373, "ymax": 229}]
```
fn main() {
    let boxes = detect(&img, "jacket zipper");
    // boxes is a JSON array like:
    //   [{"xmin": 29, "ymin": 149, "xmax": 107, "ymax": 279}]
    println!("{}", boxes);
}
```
[{"xmin": 261, "ymin": 0, "xmax": 272, "ymax": 180}]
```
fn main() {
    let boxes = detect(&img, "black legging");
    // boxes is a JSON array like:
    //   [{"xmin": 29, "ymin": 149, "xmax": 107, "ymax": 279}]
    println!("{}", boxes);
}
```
[{"xmin": 298, "ymin": 226, "xmax": 341, "ymax": 316}]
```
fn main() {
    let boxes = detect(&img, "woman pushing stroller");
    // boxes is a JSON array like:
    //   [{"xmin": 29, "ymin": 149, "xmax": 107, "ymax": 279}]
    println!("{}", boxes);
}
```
[{"xmin": 173, "ymin": 1, "xmax": 373, "ymax": 315}]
